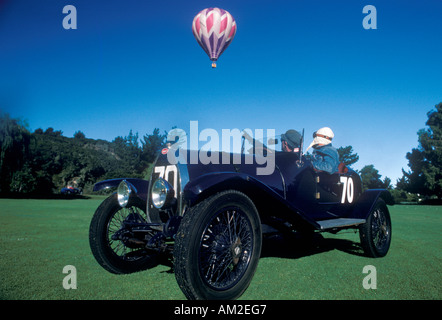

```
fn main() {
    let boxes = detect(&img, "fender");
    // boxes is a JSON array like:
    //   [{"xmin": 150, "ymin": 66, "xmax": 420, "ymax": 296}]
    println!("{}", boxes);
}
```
[
  {"xmin": 183, "ymin": 171, "xmax": 319, "ymax": 229},
  {"xmin": 93, "ymin": 178, "xmax": 150, "ymax": 202},
  {"xmin": 351, "ymin": 189, "xmax": 394, "ymax": 220}
]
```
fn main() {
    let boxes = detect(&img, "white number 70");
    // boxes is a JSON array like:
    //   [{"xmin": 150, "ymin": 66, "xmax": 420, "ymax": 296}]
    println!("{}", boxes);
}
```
[
  {"xmin": 154, "ymin": 165, "xmax": 178, "ymax": 192},
  {"xmin": 340, "ymin": 176, "xmax": 354, "ymax": 204}
]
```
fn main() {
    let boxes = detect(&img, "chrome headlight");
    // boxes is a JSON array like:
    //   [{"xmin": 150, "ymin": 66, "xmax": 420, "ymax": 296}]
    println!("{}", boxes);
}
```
[
  {"xmin": 117, "ymin": 180, "xmax": 132, "ymax": 207},
  {"xmin": 151, "ymin": 178, "xmax": 174, "ymax": 209}
]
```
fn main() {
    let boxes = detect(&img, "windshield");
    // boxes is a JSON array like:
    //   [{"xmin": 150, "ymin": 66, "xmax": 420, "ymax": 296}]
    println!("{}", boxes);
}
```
[
  {"xmin": 241, "ymin": 129, "xmax": 305, "ymax": 156},
  {"xmin": 166, "ymin": 128, "xmax": 304, "ymax": 156},
  {"xmin": 241, "ymin": 133, "xmax": 282, "ymax": 155}
]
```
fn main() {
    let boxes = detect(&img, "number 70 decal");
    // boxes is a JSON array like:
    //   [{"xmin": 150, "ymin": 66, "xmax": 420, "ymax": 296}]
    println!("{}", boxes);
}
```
[
  {"xmin": 154, "ymin": 165, "xmax": 178, "ymax": 192},
  {"xmin": 340, "ymin": 176, "xmax": 354, "ymax": 203}
]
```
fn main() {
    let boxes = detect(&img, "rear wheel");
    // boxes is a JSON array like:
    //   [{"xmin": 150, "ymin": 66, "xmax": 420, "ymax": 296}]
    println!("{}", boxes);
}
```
[
  {"xmin": 359, "ymin": 198, "xmax": 392, "ymax": 257},
  {"xmin": 174, "ymin": 190, "xmax": 262, "ymax": 300}
]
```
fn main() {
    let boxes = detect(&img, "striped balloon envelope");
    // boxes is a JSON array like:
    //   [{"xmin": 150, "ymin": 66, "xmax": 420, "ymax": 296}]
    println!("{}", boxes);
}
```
[{"xmin": 192, "ymin": 8, "xmax": 237, "ymax": 68}]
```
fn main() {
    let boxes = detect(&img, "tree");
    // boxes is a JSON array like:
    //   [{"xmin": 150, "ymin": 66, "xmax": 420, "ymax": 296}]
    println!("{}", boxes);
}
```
[
  {"xmin": 337, "ymin": 146, "xmax": 359, "ymax": 166},
  {"xmin": 400, "ymin": 102, "xmax": 442, "ymax": 198},
  {"xmin": 44, "ymin": 127, "xmax": 63, "ymax": 136},
  {"xmin": 397, "ymin": 149, "xmax": 428, "ymax": 194},
  {"xmin": 140, "ymin": 128, "xmax": 167, "ymax": 164},
  {"xmin": 0, "ymin": 113, "xmax": 32, "ymax": 193},
  {"xmin": 359, "ymin": 164, "xmax": 391, "ymax": 191},
  {"xmin": 111, "ymin": 131, "xmax": 143, "ymax": 177},
  {"xmin": 9, "ymin": 164, "xmax": 36, "ymax": 194},
  {"xmin": 74, "ymin": 131, "xmax": 86, "ymax": 139}
]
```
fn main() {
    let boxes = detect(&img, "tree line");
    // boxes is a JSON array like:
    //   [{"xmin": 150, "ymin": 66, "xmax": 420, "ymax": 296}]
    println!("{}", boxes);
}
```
[
  {"xmin": 338, "ymin": 102, "xmax": 442, "ymax": 203},
  {"xmin": 0, "ymin": 113, "xmax": 167, "ymax": 195},
  {"xmin": 0, "ymin": 102, "xmax": 441, "ymax": 203}
]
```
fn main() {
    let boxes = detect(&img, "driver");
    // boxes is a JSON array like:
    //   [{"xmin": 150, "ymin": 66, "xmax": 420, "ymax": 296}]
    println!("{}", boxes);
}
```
[
  {"xmin": 305, "ymin": 127, "xmax": 339, "ymax": 174},
  {"xmin": 281, "ymin": 129, "xmax": 302, "ymax": 153}
]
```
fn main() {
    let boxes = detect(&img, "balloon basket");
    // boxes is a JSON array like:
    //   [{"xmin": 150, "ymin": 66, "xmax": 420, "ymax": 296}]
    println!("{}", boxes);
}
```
[{"xmin": 211, "ymin": 62, "xmax": 217, "ymax": 68}]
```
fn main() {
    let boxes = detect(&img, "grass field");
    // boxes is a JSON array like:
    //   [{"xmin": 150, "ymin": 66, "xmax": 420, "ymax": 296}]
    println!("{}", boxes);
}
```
[{"xmin": 0, "ymin": 197, "xmax": 440, "ymax": 300}]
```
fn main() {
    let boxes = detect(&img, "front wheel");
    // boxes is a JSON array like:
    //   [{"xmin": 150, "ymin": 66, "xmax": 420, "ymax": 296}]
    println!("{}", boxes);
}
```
[
  {"xmin": 89, "ymin": 194, "xmax": 156, "ymax": 274},
  {"xmin": 359, "ymin": 198, "xmax": 392, "ymax": 258},
  {"xmin": 174, "ymin": 190, "xmax": 262, "ymax": 300}
]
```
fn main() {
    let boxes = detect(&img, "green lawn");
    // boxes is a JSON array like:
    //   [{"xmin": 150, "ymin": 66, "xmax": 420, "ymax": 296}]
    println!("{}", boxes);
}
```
[{"xmin": 0, "ymin": 197, "xmax": 440, "ymax": 300}]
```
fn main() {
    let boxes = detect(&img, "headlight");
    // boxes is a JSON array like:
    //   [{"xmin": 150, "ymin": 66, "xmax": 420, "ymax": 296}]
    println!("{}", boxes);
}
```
[
  {"xmin": 117, "ymin": 180, "xmax": 132, "ymax": 207},
  {"xmin": 151, "ymin": 178, "xmax": 174, "ymax": 209}
]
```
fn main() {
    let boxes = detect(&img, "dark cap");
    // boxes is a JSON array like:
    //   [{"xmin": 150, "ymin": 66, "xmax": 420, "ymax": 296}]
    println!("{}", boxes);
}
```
[{"xmin": 281, "ymin": 129, "xmax": 302, "ymax": 149}]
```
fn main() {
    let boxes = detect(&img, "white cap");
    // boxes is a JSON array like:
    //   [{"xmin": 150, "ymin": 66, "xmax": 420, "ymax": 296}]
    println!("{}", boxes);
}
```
[
  {"xmin": 315, "ymin": 127, "xmax": 334, "ymax": 140},
  {"xmin": 306, "ymin": 127, "xmax": 334, "ymax": 152}
]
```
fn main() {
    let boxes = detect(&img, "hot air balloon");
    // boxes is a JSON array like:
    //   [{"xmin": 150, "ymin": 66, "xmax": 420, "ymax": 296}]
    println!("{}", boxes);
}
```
[{"xmin": 192, "ymin": 8, "xmax": 237, "ymax": 68}]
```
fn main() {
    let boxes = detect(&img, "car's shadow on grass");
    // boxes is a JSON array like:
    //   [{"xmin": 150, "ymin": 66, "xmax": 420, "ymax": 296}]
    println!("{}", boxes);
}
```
[
  {"xmin": 260, "ymin": 231, "xmax": 366, "ymax": 260},
  {"xmin": 144, "ymin": 231, "xmax": 366, "ymax": 274}
]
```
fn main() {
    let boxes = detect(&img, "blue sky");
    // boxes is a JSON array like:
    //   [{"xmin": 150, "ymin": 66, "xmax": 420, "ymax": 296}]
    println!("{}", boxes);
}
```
[{"xmin": 0, "ymin": 0, "xmax": 441, "ymax": 184}]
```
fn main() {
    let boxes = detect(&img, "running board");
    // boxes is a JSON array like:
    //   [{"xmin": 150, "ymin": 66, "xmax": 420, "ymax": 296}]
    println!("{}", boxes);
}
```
[{"xmin": 317, "ymin": 218, "xmax": 366, "ymax": 230}]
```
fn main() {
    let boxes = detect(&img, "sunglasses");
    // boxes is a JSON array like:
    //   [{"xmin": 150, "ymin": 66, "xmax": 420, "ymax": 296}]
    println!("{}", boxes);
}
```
[{"xmin": 313, "ymin": 132, "xmax": 332, "ymax": 140}]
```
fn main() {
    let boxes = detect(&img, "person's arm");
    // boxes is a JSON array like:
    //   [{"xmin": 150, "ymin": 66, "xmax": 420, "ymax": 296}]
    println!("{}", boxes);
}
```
[
  {"xmin": 312, "ymin": 149, "xmax": 339, "ymax": 173},
  {"xmin": 312, "ymin": 156, "xmax": 334, "ymax": 173}
]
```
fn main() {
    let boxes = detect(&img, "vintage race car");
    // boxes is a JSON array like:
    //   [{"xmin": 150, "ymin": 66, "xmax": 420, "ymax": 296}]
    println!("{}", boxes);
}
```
[{"xmin": 89, "ymin": 131, "xmax": 393, "ymax": 300}]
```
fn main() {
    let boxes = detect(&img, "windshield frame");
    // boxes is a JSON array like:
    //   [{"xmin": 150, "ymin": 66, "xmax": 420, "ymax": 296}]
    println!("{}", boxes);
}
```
[{"xmin": 241, "ymin": 129, "xmax": 304, "ymax": 158}]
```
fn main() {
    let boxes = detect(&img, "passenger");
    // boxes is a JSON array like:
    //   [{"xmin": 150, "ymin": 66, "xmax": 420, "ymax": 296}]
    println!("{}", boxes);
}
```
[
  {"xmin": 305, "ymin": 127, "xmax": 339, "ymax": 174},
  {"xmin": 281, "ymin": 129, "xmax": 302, "ymax": 153}
]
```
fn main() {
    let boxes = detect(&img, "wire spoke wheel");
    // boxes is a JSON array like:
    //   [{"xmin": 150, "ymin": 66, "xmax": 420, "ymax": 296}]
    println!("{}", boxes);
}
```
[
  {"xmin": 89, "ymin": 194, "xmax": 157, "ymax": 274},
  {"xmin": 359, "ymin": 198, "xmax": 392, "ymax": 258},
  {"xmin": 174, "ymin": 190, "xmax": 262, "ymax": 300},
  {"xmin": 106, "ymin": 206, "xmax": 147, "ymax": 261},
  {"xmin": 199, "ymin": 207, "xmax": 253, "ymax": 290},
  {"xmin": 371, "ymin": 207, "xmax": 390, "ymax": 252}
]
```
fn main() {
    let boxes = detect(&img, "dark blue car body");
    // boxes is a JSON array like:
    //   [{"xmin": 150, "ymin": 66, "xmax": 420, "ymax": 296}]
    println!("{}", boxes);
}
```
[{"xmin": 94, "ymin": 149, "xmax": 392, "ymax": 232}]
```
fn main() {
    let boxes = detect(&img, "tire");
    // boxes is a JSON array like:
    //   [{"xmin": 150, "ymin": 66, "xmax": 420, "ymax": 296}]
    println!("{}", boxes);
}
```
[
  {"xmin": 359, "ymin": 198, "xmax": 392, "ymax": 258},
  {"xmin": 174, "ymin": 190, "xmax": 262, "ymax": 300},
  {"xmin": 89, "ymin": 193, "xmax": 156, "ymax": 274}
]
